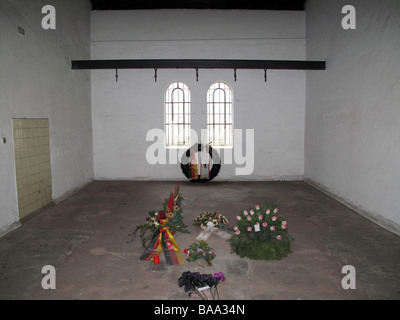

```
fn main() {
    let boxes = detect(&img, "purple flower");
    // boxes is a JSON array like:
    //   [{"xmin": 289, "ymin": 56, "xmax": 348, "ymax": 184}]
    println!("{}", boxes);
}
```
[{"xmin": 214, "ymin": 272, "xmax": 226, "ymax": 282}]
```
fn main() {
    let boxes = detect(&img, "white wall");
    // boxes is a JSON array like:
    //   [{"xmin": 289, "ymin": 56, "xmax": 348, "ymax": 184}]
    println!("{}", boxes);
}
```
[
  {"xmin": 305, "ymin": 0, "xmax": 400, "ymax": 231},
  {"xmin": 0, "ymin": 0, "xmax": 93, "ymax": 235},
  {"xmin": 91, "ymin": 10, "xmax": 306, "ymax": 181}
]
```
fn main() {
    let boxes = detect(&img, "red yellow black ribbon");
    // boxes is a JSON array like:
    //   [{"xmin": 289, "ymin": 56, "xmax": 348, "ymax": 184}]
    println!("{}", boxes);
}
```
[{"xmin": 140, "ymin": 220, "xmax": 184, "ymax": 265}]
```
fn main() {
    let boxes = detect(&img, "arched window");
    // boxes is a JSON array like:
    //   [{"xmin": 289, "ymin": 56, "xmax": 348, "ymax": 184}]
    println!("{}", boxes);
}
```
[
  {"xmin": 207, "ymin": 82, "xmax": 233, "ymax": 147},
  {"xmin": 165, "ymin": 82, "xmax": 191, "ymax": 147}
]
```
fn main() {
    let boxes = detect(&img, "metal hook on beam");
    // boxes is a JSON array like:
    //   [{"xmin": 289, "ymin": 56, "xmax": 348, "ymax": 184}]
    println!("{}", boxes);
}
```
[
  {"xmin": 195, "ymin": 68, "xmax": 199, "ymax": 82},
  {"xmin": 264, "ymin": 69, "xmax": 268, "ymax": 83},
  {"xmin": 115, "ymin": 69, "xmax": 118, "ymax": 82},
  {"xmin": 234, "ymin": 68, "xmax": 237, "ymax": 82},
  {"xmin": 154, "ymin": 68, "xmax": 157, "ymax": 82}
]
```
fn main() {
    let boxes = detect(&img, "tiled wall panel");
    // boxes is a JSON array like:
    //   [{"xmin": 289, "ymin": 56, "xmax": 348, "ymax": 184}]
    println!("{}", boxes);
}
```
[{"xmin": 13, "ymin": 119, "xmax": 52, "ymax": 219}]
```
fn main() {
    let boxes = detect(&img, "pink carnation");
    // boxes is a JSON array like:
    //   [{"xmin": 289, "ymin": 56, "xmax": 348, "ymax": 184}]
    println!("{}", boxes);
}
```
[
  {"xmin": 266, "ymin": 209, "xmax": 270, "ymax": 215},
  {"xmin": 262, "ymin": 222, "xmax": 268, "ymax": 227},
  {"xmin": 235, "ymin": 229, "xmax": 240, "ymax": 235},
  {"xmin": 270, "ymin": 226, "xmax": 275, "ymax": 231},
  {"xmin": 250, "ymin": 209, "xmax": 255, "ymax": 215},
  {"xmin": 272, "ymin": 216, "xmax": 277, "ymax": 221},
  {"xmin": 255, "ymin": 204, "xmax": 260, "ymax": 210},
  {"xmin": 247, "ymin": 227, "xmax": 252, "ymax": 232},
  {"xmin": 282, "ymin": 225, "xmax": 287, "ymax": 229},
  {"xmin": 277, "ymin": 235, "xmax": 282, "ymax": 240},
  {"xmin": 246, "ymin": 215, "xmax": 251, "ymax": 221},
  {"xmin": 274, "ymin": 208, "xmax": 279, "ymax": 213},
  {"xmin": 243, "ymin": 210, "xmax": 248, "ymax": 216},
  {"xmin": 233, "ymin": 226, "xmax": 238, "ymax": 231},
  {"xmin": 259, "ymin": 214, "xmax": 263, "ymax": 220},
  {"xmin": 282, "ymin": 221, "xmax": 288, "ymax": 226},
  {"xmin": 236, "ymin": 216, "xmax": 241, "ymax": 221}
]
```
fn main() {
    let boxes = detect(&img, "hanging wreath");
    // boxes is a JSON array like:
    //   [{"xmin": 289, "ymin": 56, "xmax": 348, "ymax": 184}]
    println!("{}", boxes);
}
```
[{"xmin": 180, "ymin": 143, "xmax": 221, "ymax": 182}]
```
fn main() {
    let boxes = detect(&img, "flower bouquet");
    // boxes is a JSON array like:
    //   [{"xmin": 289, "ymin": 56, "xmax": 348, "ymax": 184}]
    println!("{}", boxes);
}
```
[
  {"xmin": 130, "ymin": 183, "xmax": 190, "ymax": 265},
  {"xmin": 194, "ymin": 212, "xmax": 232, "ymax": 241},
  {"xmin": 184, "ymin": 240, "xmax": 216, "ymax": 266},
  {"xmin": 178, "ymin": 271, "xmax": 225, "ymax": 300},
  {"xmin": 194, "ymin": 212, "xmax": 229, "ymax": 229},
  {"xmin": 130, "ymin": 184, "xmax": 189, "ymax": 248},
  {"xmin": 229, "ymin": 203, "xmax": 294, "ymax": 260}
]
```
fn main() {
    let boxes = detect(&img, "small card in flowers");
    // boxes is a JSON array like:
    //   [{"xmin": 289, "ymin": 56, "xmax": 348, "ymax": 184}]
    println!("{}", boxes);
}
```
[{"xmin": 254, "ymin": 223, "xmax": 260, "ymax": 232}]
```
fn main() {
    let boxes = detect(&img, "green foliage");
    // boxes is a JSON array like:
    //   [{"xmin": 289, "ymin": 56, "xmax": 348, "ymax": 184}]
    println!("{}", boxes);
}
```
[
  {"xmin": 128, "ymin": 191, "xmax": 189, "ymax": 248},
  {"xmin": 128, "ymin": 209, "xmax": 161, "ymax": 247},
  {"xmin": 229, "ymin": 235, "xmax": 292, "ymax": 260},
  {"xmin": 228, "ymin": 203, "xmax": 294, "ymax": 260},
  {"xmin": 184, "ymin": 240, "xmax": 216, "ymax": 266},
  {"xmin": 163, "ymin": 193, "xmax": 190, "ymax": 234}
]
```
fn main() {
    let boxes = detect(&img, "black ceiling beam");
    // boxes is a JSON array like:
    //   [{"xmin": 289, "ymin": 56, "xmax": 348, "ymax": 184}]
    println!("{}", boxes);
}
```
[
  {"xmin": 89, "ymin": 0, "xmax": 307, "ymax": 11},
  {"xmin": 71, "ymin": 59, "xmax": 326, "ymax": 70}
]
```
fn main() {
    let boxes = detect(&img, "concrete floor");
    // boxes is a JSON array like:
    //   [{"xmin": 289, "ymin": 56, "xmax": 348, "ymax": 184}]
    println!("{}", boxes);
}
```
[{"xmin": 0, "ymin": 181, "xmax": 399, "ymax": 300}]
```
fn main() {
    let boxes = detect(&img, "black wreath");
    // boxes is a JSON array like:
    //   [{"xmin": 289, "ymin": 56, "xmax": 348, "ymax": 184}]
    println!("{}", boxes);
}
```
[{"xmin": 180, "ymin": 143, "xmax": 221, "ymax": 183}]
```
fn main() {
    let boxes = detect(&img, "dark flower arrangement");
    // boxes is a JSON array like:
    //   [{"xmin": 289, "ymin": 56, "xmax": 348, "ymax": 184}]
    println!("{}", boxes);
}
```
[
  {"xmin": 229, "ymin": 203, "xmax": 294, "ymax": 260},
  {"xmin": 178, "ymin": 271, "xmax": 225, "ymax": 300}
]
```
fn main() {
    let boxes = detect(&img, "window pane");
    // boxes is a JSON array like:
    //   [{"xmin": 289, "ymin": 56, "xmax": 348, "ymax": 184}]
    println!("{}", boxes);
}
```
[
  {"xmin": 165, "ymin": 82, "xmax": 191, "ymax": 146},
  {"xmin": 207, "ymin": 82, "xmax": 233, "ymax": 146}
]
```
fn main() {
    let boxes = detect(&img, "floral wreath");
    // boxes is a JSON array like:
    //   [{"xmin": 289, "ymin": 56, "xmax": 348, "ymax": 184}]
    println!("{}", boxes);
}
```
[
  {"xmin": 229, "ymin": 203, "xmax": 294, "ymax": 260},
  {"xmin": 194, "ymin": 212, "xmax": 229, "ymax": 229}
]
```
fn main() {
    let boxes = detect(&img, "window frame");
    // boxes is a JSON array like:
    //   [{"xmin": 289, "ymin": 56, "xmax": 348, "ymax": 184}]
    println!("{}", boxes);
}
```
[
  {"xmin": 206, "ymin": 81, "xmax": 234, "ymax": 149},
  {"xmin": 164, "ymin": 81, "xmax": 191, "ymax": 149}
]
